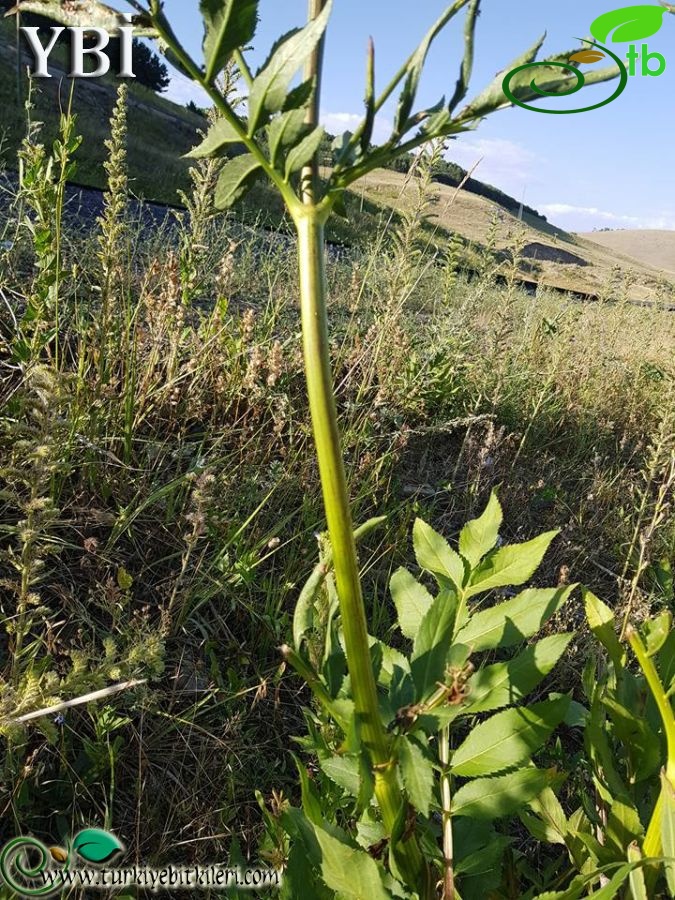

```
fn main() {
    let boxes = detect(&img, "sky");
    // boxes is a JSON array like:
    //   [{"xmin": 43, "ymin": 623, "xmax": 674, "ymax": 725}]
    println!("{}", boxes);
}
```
[{"xmin": 122, "ymin": 1, "xmax": 675, "ymax": 233}]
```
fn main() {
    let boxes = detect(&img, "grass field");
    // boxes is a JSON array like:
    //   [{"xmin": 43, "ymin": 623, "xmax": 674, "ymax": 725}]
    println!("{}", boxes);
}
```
[
  {"xmin": 581, "ymin": 228, "xmax": 675, "ymax": 276},
  {"xmin": 1, "ymin": 22, "xmax": 675, "ymax": 898}
]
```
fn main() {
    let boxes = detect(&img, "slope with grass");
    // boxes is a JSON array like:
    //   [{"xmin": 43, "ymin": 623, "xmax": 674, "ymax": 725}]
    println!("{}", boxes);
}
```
[
  {"xmin": 580, "ymin": 228, "xmax": 675, "ymax": 275},
  {"xmin": 0, "ymin": 16, "xmax": 202, "ymax": 202},
  {"xmin": 354, "ymin": 167, "xmax": 675, "ymax": 307}
]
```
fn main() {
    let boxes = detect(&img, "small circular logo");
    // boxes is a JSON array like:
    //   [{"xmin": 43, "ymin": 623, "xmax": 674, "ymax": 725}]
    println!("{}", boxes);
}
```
[{"xmin": 503, "ymin": 40, "xmax": 629, "ymax": 114}]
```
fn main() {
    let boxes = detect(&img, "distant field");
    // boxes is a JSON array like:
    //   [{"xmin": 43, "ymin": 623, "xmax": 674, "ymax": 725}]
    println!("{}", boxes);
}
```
[
  {"xmin": 355, "ymin": 168, "xmax": 675, "ymax": 306},
  {"xmin": 580, "ymin": 229, "xmax": 675, "ymax": 275}
]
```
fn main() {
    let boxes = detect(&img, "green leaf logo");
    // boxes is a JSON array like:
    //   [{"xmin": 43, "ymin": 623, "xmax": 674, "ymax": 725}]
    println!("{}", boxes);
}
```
[
  {"xmin": 72, "ymin": 829, "xmax": 124, "ymax": 864},
  {"xmin": 590, "ymin": 5, "xmax": 668, "ymax": 42}
]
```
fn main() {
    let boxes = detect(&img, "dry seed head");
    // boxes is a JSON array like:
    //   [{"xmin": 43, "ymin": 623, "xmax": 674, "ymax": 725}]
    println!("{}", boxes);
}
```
[
  {"xmin": 241, "ymin": 308, "xmax": 256, "ymax": 344},
  {"xmin": 267, "ymin": 341, "xmax": 284, "ymax": 387}
]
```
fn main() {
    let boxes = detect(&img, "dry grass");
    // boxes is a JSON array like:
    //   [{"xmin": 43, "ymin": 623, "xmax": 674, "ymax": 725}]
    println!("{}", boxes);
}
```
[{"xmin": 1, "ymin": 104, "xmax": 674, "ymax": 883}]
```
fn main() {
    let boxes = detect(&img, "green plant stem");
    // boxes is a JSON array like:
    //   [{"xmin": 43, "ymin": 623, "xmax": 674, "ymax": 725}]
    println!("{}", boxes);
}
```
[
  {"xmin": 293, "ymin": 207, "xmax": 431, "ymax": 896},
  {"xmin": 626, "ymin": 628, "xmax": 675, "ymax": 784},
  {"xmin": 626, "ymin": 626, "xmax": 675, "ymax": 885},
  {"xmin": 439, "ymin": 725, "xmax": 455, "ymax": 899}
]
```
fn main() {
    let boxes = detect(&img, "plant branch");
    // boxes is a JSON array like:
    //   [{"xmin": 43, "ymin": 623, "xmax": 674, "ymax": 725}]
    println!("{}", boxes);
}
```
[
  {"xmin": 150, "ymin": 10, "xmax": 294, "ymax": 206},
  {"xmin": 439, "ymin": 726, "xmax": 455, "ymax": 899},
  {"xmin": 341, "ymin": 0, "xmax": 472, "ymax": 160},
  {"xmin": 300, "ymin": 0, "xmax": 328, "ymax": 205}
]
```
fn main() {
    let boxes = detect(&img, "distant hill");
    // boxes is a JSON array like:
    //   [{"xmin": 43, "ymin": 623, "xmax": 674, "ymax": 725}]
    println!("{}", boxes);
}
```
[{"xmin": 580, "ymin": 230, "xmax": 675, "ymax": 275}]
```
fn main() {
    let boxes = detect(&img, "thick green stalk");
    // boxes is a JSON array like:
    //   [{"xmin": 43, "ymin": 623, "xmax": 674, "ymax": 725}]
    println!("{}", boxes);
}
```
[
  {"xmin": 296, "ymin": 7, "xmax": 431, "ymax": 892},
  {"xmin": 293, "ymin": 208, "xmax": 431, "ymax": 896},
  {"xmin": 439, "ymin": 726, "xmax": 455, "ymax": 899},
  {"xmin": 626, "ymin": 626, "xmax": 675, "ymax": 885}
]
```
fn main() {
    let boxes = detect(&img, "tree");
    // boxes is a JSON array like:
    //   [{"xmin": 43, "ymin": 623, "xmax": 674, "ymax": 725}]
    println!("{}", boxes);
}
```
[{"xmin": 128, "ymin": 38, "xmax": 169, "ymax": 93}]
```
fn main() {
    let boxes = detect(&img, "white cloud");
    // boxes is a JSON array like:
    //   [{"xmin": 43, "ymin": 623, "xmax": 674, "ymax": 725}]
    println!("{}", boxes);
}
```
[
  {"xmin": 445, "ymin": 137, "xmax": 538, "ymax": 191},
  {"xmin": 540, "ymin": 203, "xmax": 675, "ymax": 230},
  {"xmin": 320, "ymin": 111, "xmax": 392, "ymax": 144},
  {"xmin": 165, "ymin": 70, "xmax": 212, "ymax": 109}
]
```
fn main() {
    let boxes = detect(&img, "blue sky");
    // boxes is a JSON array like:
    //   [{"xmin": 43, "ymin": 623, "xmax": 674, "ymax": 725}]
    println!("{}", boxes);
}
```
[{"xmin": 124, "ymin": 1, "xmax": 675, "ymax": 232}]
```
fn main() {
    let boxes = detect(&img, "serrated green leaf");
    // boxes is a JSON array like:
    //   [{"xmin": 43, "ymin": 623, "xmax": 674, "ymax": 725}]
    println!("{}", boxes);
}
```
[
  {"xmin": 410, "ymin": 591, "xmax": 456, "ymax": 698},
  {"xmin": 248, "ymin": 0, "xmax": 333, "ymax": 133},
  {"xmin": 662, "ymin": 772, "xmax": 675, "ymax": 896},
  {"xmin": 590, "ymin": 5, "xmax": 667, "ymax": 43},
  {"xmin": 413, "ymin": 518, "xmax": 465, "ymax": 592},
  {"xmin": 285, "ymin": 126, "xmax": 325, "ymax": 178},
  {"xmin": 370, "ymin": 637, "xmax": 409, "ymax": 688},
  {"xmin": 310, "ymin": 822, "xmax": 390, "ymax": 900},
  {"xmin": 456, "ymin": 585, "xmax": 573, "ymax": 652},
  {"xmin": 583, "ymin": 588, "xmax": 625, "ymax": 671},
  {"xmin": 268, "ymin": 108, "xmax": 308, "ymax": 167},
  {"xmin": 605, "ymin": 795, "xmax": 644, "ymax": 852},
  {"xmin": 459, "ymin": 492, "xmax": 503, "ymax": 570},
  {"xmin": 642, "ymin": 610, "xmax": 672, "ymax": 657},
  {"xmin": 390, "ymin": 567, "xmax": 433, "ymax": 640},
  {"xmin": 200, "ymin": 0, "xmax": 259, "ymax": 83},
  {"xmin": 458, "ymin": 33, "xmax": 545, "ymax": 120},
  {"xmin": 292, "ymin": 754, "xmax": 323, "ymax": 826},
  {"xmin": 392, "ymin": 0, "xmax": 472, "ymax": 136},
  {"xmin": 187, "ymin": 118, "xmax": 242, "ymax": 158},
  {"xmin": 451, "ymin": 697, "xmax": 569, "ymax": 777},
  {"xmin": 526, "ymin": 786, "xmax": 568, "ymax": 846},
  {"xmin": 465, "ymin": 633, "xmax": 573, "ymax": 714},
  {"xmin": 319, "ymin": 754, "xmax": 360, "ymax": 797},
  {"xmin": 452, "ymin": 767, "xmax": 556, "ymax": 819},
  {"xmin": 466, "ymin": 530, "xmax": 558, "ymax": 598},
  {"xmin": 214, "ymin": 154, "xmax": 262, "ymax": 209},
  {"xmin": 398, "ymin": 736, "xmax": 434, "ymax": 817},
  {"xmin": 332, "ymin": 130, "xmax": 357, "ymax": 168},
  {"xmin": 72, "ymin": 829, "xmax": 123, "ymax": 864}
]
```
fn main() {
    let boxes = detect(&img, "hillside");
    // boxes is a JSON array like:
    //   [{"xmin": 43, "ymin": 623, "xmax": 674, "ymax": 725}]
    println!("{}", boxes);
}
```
[
  {"xmin": 353, "ymin": 168, "xmax": 675, "ymax": 306},
  {"xmin": 2, "ymin": 19, "xmax": 674, "ymax": 304},
  {"xmin": 0, "ymin": 16, "xmax": 202, "ymax": 202},
  {"xmin": 580, "ymin": 229, "xmax": 675, "ymax": 275}
]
